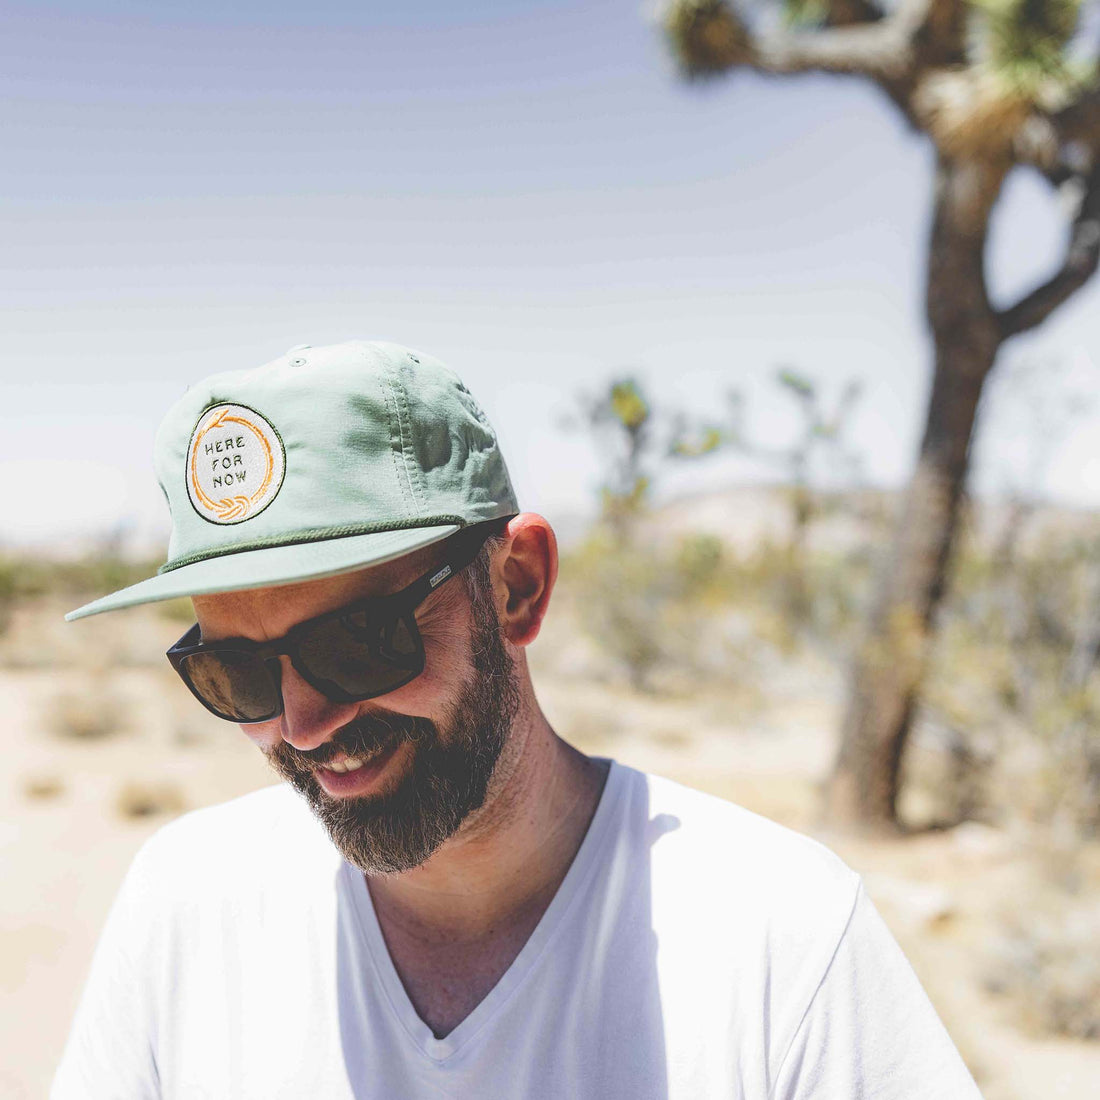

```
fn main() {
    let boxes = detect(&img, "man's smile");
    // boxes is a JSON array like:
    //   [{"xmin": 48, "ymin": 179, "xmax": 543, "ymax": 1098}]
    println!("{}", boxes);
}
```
[{"xmin": 312, "ymin": 739, "xmax": 407, "ymax": 798}]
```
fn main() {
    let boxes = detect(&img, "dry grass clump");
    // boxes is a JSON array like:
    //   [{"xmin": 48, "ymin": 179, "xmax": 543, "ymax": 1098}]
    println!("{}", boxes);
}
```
[
  {"xmin": 22, "ymin": 774, "xmax": 64, "ymax": 801},
  {"xmin": 115, "ymin": 780, "xmax": 186, "ymax": 820},
  {"xmin": 46, "ymin": 685, "xmax": 126, "ymax": 741}
]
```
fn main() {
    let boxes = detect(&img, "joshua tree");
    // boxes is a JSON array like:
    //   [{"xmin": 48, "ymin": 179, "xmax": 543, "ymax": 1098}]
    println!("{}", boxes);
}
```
[{"xmin": 660, "ymin": 0, "xmax": 1100, "ymax": 830}]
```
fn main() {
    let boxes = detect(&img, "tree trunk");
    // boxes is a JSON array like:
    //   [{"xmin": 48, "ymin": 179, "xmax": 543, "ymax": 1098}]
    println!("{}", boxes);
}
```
[{"xmin": 823, "ymin": 155, "xmax": 1007, "ymax": 832}]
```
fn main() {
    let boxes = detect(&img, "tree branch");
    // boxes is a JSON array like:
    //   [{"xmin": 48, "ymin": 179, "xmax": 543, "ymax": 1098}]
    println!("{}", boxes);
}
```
[
  {"xmin": 745, "ymin": 24, "xmax": 911, "ymax": 80},
  {"xmin": 1051, "ymin": 88, "xmax": 1100, "ymax": 165},
  {"xmin": 823, "ymin": 0, "xmax": 886, "ymax": 28},
  {"xmin": 903, "ymin": 0, "xmax": 967, "ymax": 64},
  {"xmin": 997, "ymin": 165, "xmax": 1100, "ymax": 340},
  {"xmin": 662, "ymin": 0, "xmax": 964, "ymax": 90},
  {"xmin": 1012, "ymin": 113, "xmax": 1070, "ymax": 183},
  {"xmin": 771, "ymin": 0, "xmax": 967, "ymax": 79}
]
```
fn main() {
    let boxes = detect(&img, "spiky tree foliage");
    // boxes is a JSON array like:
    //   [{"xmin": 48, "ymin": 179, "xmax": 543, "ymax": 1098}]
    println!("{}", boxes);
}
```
[
  {"xmin": 579, "ymin": 377, "xmax": 654, "ymax": 536},
  {"xmin": 661, "ymin": 0, "xmax": 1100, "ymax": 832}
]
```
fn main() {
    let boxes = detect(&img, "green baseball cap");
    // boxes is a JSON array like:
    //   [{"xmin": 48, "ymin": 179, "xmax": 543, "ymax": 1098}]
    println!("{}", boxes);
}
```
[{"xmin": 66, "ymin": 340, "xmax": 519, "ymax": 621}]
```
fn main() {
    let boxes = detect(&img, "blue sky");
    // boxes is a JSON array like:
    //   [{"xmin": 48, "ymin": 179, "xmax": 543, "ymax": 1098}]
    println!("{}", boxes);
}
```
[{"xmin": 3, "ymin": 0, "xmax": 1098, "ymax": 548}]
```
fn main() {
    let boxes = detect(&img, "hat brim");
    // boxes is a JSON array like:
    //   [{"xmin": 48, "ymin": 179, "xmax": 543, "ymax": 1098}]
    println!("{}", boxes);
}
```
[{"xmin": 65, "ymin": 523, "xmax": 461, "ymax": 621}]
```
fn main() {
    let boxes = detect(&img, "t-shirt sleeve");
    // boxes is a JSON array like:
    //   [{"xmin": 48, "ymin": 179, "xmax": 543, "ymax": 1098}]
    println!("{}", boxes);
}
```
[
  {"xmin": 50, "ymin": 837, "xmax": 164, "ymax": 1100},
  {"xmin": 771, "ymin": 879, "xmax": 983, "ymax": 1100}
]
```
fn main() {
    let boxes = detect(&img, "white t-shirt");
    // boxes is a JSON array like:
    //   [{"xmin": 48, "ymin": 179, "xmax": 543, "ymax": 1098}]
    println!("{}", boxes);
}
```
[{"xmin": 53, "ymin": 761, "xmax": 982, "ymax": 1099}]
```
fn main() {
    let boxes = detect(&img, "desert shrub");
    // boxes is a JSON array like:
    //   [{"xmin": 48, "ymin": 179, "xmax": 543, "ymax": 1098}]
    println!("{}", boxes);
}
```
[
  {"xmin": 672, "ymin": 533, "xmax": 729, "ymax": 602},
  {"xmin": 718, "ymin": 538, "xmax": 872, "ymax": 653},
  {"xmin": 115, "ymin": 780, "xmax": 186, "ymax": 820},
  {"xmin": 983, "ymin": 894, "xmax": 1100, "ymax": 1040},
  {"xmin": 561, "ymin": 528, "xmax": 740, "ymax": 692},
  {"xmin": 803, "ymin": 549, "xmax": 875, "ymax": 642},
  {"xmin": 0, "ymin": 560, "xmax": 17, "ymax": 636},
  {"xmin": 22, "ymin": 774, "xmax": 64, "ymax": 801},
  {"xmin": 47, "ymin": 684, "xmax": 126, "ymax": 741},
  {"xmin": 898, "ymin": 710, "xmax": 995, "ymax": 828},
  {"xmin": 0, "ymin": 556, "xmax": 49, "ymax": 638},
  {"xmin": 924, "ymin": 524, "xmax": 1100, "ymax": 835}
]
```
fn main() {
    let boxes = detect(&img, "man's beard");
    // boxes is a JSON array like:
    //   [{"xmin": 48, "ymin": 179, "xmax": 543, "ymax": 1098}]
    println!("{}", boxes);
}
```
[{"xmin": 265, "ymin": 595, "xmax": 520, "ymax": 874}]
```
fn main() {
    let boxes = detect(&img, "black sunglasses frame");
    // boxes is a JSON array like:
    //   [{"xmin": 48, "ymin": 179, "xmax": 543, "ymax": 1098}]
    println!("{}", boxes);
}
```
[{"xmin": 166, "ymin": 519, "xmax": 509, "ymax": 724}]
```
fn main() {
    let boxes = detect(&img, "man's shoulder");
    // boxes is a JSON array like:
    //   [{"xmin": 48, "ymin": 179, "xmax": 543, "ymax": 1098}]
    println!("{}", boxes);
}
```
[
  {"xmin": 614, "ymin": 763, "xmax": 860, "ymax": 932},
  {"xmin": 131, "ymin": 782, "xmax": 337, "ymax": 890},
  {"xmin": 149, "ymin": 780, "xmax": 315, "ymax": 843}
]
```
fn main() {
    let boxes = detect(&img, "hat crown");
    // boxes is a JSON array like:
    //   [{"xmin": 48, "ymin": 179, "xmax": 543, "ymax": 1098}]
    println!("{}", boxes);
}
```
[{"xmin": 153, "ymin": 340, "xmax": 518, "ymax": 573}]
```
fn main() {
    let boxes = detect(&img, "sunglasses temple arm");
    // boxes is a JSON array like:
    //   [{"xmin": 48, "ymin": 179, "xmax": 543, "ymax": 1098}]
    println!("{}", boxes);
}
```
[{"xmin": 403, "ymin": 525, "xmax": 493, "ymax": 607}]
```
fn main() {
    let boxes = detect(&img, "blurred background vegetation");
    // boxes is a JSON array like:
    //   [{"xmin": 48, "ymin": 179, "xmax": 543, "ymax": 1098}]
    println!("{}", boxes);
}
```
[{"xmin": 557, "ymin": 362, "xmax": 1100, "ymax": 841}]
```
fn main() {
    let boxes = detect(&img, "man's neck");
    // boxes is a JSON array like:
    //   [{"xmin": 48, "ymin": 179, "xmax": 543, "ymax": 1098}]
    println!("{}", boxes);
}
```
[{"xmin": 366, "ymin": 704, "xmax": 609, "ymax": 947}]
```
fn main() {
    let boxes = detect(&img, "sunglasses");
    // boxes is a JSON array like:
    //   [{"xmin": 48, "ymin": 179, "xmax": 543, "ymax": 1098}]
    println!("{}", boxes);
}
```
[{"xmin": 166, "ymin": 520, "xmax": 507, "ymax": 723}]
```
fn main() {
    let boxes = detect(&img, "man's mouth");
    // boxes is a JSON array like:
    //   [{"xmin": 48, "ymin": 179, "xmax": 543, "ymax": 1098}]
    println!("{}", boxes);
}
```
[
  {"xmin": 317, "ymin": 743, "xmax": 392, "ymax": 775},
  {"xmin": 268, "ymin": 713, "xmax": 429, "ymax": 802},
  {"xmin": 311, "ymin": 738, "xmax": 405, "ymax": 798}
]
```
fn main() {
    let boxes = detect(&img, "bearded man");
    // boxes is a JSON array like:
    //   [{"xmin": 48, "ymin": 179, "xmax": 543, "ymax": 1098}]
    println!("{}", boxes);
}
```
[{"xmin": 53, "ymin": 341, "xmax": 982, "ymax": 1099}]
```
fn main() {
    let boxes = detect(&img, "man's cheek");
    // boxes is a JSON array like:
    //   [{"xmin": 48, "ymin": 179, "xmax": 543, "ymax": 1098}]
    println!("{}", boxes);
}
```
[
  {"xmin": 418, "ymin": 593, "xmax": 473, "ymax": 646},
  {"xmin": 366, "ymin": 671, "xmax": 456, "ymax": 734},
  {"xmin": 421, "ymin": 613, "xmax": 477, "ymax": 670},
  {"xmin": 238, "ymin": 720, "xmax": 284, "ymax": 753}
]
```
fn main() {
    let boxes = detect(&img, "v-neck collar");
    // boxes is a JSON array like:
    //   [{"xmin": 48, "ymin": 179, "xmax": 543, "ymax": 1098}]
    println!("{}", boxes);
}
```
[{"xmin": 340, "ymin": 758, "xmax": 625, "ymax": 1063}]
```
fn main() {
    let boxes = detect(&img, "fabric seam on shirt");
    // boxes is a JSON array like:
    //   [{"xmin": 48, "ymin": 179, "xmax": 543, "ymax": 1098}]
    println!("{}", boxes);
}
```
[
  {"xmin": 766, "ymin": 875, "xmax": 864, "ymax": 1100},
  {"xmin": 341, "ymin": 865, "xmax": 431, "ymax": 1055}
]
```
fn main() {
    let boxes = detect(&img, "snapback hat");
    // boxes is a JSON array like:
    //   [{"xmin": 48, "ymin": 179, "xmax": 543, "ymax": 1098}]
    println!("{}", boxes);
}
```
[{"xmin": 66, "ymin": 340, "xmax": 519, "ymax": 621}]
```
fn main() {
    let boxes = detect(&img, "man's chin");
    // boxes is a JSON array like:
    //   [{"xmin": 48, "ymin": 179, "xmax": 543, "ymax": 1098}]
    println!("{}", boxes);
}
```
[
  {"xmin": 271, "ymin": 750, "xmax": 454, "ymax": 874},
  {"xmin": 314, "ymin": 797, "xmax": 454, "ymax": 875}
]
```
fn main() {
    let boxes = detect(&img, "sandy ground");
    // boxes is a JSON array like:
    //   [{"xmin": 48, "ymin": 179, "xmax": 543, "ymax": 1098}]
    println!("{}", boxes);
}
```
[{"xmin": 3, "ymin": 599, "xmax": 1099, "ymax": 1099}]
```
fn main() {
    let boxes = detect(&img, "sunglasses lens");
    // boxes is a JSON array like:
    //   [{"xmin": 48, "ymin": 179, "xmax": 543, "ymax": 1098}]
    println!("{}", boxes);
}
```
[
  {"xmin": 179, "ymin": 650, "xmax": 280, "ymax": 722},
  {"xmin": 297, "ymin": 609, "xmax": 422, "ymax": 698}
]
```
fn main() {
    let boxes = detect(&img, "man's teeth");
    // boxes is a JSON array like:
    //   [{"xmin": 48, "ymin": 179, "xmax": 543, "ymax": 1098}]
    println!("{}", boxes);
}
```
[
  {"xmin": 324, "ymin": 758, "xmax": 364, "ymax": 774},
  {"xmin": 322, "ymin": 747, "xmax": 387, "ymax": 774}
]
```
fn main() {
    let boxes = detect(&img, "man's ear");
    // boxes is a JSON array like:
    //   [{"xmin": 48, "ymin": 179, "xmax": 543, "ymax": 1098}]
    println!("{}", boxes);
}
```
[{"xmin": 495, "ymin": 513, "xmax": 557, "ymax": 648}]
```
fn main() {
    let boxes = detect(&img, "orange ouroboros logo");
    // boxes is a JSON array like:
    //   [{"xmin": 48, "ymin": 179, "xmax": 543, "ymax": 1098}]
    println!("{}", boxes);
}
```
[{"xmin": 186, "ymin": 404, "xmax": 286, "ymax": 524}]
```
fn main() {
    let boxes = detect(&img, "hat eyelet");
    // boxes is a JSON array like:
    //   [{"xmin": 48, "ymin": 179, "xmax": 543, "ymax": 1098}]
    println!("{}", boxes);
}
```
[{"xmin": 290, "ymin": 357, "xmax": 307, "ymax": 367}]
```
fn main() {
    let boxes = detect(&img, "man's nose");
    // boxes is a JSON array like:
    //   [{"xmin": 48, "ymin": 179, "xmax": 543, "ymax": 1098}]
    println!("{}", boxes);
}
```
[{"xmin": 276, "ymin": 657, "xmax": 359, "ymax": 752}]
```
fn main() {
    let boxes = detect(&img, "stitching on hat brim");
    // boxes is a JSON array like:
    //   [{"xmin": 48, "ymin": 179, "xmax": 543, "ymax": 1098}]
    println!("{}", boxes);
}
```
[{"xmin": 157, "ymin": 515, "xmax": 468, "ymax": 574}]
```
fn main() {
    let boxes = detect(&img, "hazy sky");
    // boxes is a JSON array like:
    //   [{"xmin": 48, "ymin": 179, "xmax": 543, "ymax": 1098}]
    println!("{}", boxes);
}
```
[{"xmin": 3, "ymin": 0, "xmax": 1098, "ymax": 549}]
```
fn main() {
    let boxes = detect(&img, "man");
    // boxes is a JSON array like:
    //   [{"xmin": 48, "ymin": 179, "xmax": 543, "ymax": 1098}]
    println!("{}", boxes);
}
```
[{"xmin": 55, "ymin": 340, "xmax": 983, "ymax": 1098}]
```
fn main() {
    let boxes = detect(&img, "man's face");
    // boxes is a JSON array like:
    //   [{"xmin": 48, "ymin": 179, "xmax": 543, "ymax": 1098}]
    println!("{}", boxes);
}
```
[{"xmin": 192, "ymin": 543, "xmax": 520, "ymax": 874}]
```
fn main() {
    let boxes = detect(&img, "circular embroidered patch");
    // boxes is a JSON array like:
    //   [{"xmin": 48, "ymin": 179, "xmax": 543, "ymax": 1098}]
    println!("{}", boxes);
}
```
[{"xmin": 186, "ymin": 404, "xmax": 286, "ymax": 525}]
